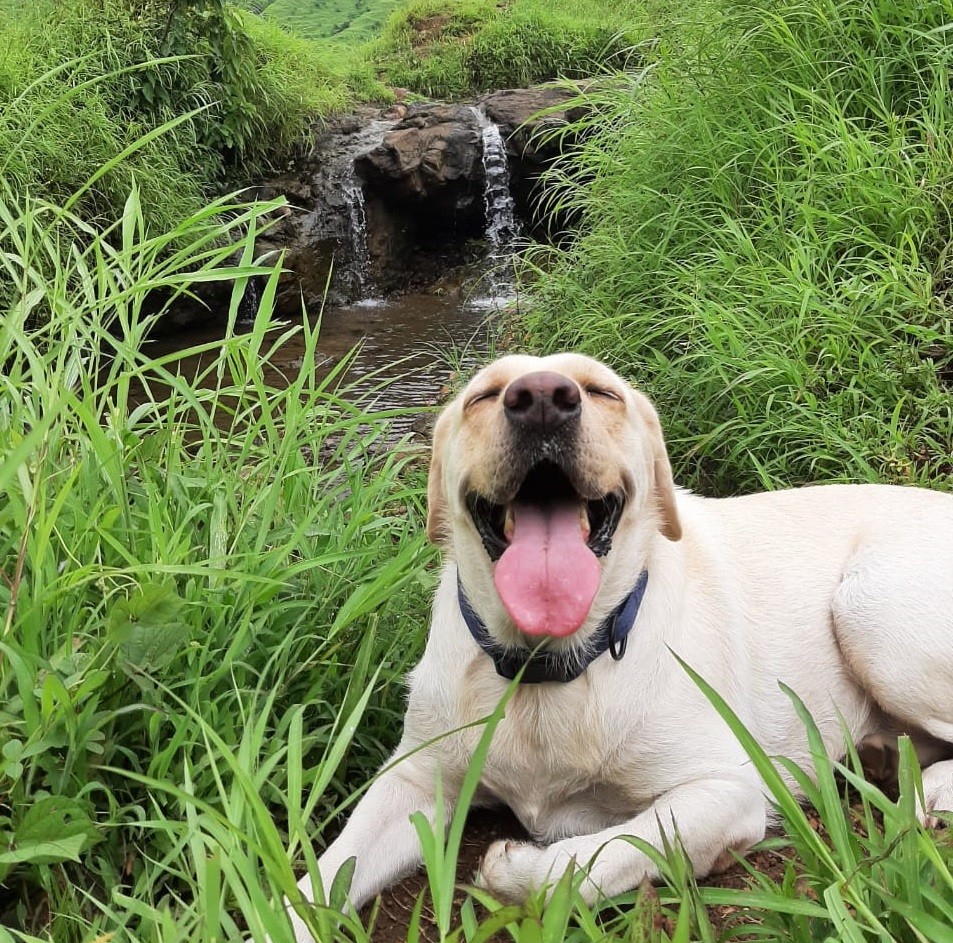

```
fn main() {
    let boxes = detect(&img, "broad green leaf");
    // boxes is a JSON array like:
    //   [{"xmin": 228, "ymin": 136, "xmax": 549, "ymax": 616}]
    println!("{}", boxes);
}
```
[
  {"xmin": 107, "ymin": 582, "xmax": 191, "ymax": 671},
  {"xmin": 0, "ymin": 795, "xmax": 98, "ymax": 867}
]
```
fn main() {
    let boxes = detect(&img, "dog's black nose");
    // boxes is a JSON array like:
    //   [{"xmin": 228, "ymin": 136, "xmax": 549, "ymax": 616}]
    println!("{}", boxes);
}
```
[{"xmin": 503, "ymin": 371, "xmax": 581, "ymax": 431}]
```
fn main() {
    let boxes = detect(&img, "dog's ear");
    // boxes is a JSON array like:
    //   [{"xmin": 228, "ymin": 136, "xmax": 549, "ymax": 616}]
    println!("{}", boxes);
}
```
[
  {"xmin": 426, "ymin": 408, "xmax": 452, "ymax": 545},
  {"xmin": 632, "ymin": 390, "xmax": 682, "ymax": 542}
]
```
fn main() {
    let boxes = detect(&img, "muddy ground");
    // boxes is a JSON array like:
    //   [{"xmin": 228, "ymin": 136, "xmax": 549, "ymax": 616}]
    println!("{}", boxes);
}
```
[{"xmin": 359, "ymin": 806, "xmax": 794, "ymax": 942}]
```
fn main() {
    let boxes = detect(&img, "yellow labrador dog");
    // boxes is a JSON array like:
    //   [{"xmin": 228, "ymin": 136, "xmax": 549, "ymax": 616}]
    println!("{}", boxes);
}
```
[{"xmin": 287, "ymin": 353, "xmax": 953, "ymax": 938}]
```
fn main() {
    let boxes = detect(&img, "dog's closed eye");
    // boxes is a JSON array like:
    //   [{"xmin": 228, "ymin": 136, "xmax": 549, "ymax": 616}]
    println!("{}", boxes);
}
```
[
  {"xmin": 585, "ymin": 386, "xmax": 622, "ymax": 401},
  {"xmin": 465, "ymin": 388, "xmax": 502, "ymax": 409}
]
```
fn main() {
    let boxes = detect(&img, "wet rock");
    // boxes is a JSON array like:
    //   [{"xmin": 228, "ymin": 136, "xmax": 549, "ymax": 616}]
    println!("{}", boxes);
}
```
[
  {"xmin": 356, "ymin": 89, "xmax": 582, "ymax": 245},
  {"xmin": 181, "ymin": 86, "xmax": 587, "ymax": 321},
  {"xmin": 478, "ymin": 86, "xmax": 582, "ymax": 160},
  {"xmin": 251, "ymin": 108, "xmax": 396, "ymax": 310},
  {"xmin": 348, "ymin": 88, "xmax": 582, "ymax": 290},
  {"xmin": 356, "ymin": 104, "xmax": 486, "ymax": 229}
]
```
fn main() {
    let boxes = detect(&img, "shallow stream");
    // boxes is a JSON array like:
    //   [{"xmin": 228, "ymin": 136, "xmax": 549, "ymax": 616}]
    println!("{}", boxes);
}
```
[
  {"xmin": 146, "ymin": 105, "xmax": 519, "ymax": 435},
  {"xmin": 146, "ymin": 290, "xmax": 500, "ymax": 438}
]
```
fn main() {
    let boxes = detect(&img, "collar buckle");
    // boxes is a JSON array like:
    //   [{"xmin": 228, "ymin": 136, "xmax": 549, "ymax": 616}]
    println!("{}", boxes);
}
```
[{"xmin": 608, "ymin": 628, "xmax": 627, "ymax": 661}]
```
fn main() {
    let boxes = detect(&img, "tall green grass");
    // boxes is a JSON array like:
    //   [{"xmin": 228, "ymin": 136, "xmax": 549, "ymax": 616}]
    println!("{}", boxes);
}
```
[
  {"xmin": 681, "ymin": 660, "xmax": 953, "ymax": 943},
  {"xmin": 0, "ymin": 168, "xmax": 434, "ymax": 938},
  {"xmin": 371, "ymin": 0, "xmax": 645, "ymax": 98},
  {"xmin": 527, "ymin": 0, "xmax": 953, "ymax": 495},
  {"xmin": 0, "ymin": 0, "xmax": 380, "ymax": 242}
]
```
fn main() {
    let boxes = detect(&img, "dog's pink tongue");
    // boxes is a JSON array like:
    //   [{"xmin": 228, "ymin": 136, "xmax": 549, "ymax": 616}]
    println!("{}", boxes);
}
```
[{"xmin": 493, "ymin": 502, "xmax": 600, "ymax": 637}]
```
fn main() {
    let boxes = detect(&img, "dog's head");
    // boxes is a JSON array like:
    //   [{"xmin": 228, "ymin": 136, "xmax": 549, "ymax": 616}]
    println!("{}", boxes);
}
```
[{"xmin": 428, "ymin": 353, "xmax": 681, "ymax": 645}]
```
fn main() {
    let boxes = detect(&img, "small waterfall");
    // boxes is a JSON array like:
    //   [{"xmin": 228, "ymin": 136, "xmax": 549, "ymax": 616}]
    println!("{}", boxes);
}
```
[
  {"xmin": 343, "ymin": 179, "xmax": 371, "ymax": 300},
  {"xmin": 481, "ymin": 122, "xmax": 519, "ymax": 253},
  {"xmin": 308, "ymin": 117, "xmax": 393, "ymax": 304},
  {"xmin": 336, "ymin": 120, "xmax": 395, "ymax": 303},
  {"xmin": 476, "ymin": 111, "xmax": 520, "ymax": 305}
]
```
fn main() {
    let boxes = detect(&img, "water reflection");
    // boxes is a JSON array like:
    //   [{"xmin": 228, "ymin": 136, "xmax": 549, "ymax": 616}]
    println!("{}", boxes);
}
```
[{"xmin": 143, "ymin": 292, "xmax": 498, "ymax": 438}]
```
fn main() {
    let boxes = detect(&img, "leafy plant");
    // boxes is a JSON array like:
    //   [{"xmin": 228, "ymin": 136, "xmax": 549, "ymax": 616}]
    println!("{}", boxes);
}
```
[
  {"xmin": 0, "ymin": 165, "xmax": 434, "ymax": 937},
  {"xmin": 131, "ymin": 0, "xmax": 268, "ymax": 155}
]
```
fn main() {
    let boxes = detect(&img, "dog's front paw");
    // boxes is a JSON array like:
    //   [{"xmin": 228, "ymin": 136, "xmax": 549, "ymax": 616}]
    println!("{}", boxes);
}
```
[
  {"xmin": 475, "ymin": 840, "xmax": 541, "ymax": 901},
  {"xmin": 918, "ymin": 760, "xmax": 953, "ymax": 828},
  {"xmin": 475, "ymin": 840, "xmax": 579, "ymax": 902}
]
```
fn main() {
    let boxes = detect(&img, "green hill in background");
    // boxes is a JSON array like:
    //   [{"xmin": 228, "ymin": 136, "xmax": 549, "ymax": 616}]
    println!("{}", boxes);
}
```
[{"xmin": 244, "ymin": 0, "xmax": 402, "ymax": 41}]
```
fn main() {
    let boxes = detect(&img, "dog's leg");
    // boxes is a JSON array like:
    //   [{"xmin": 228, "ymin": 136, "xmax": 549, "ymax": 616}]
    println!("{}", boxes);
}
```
[
  {"xmin": 831, "ymin": 535, "xmax": 953, "ymax": 825},
  {"xmin": 476, "ymin": 777, "xmax": 766, "ymax": 903},
  {"xmin": 921, "ymin": 759, "xmax": 953, "ymax": 827},
  {"xmin": 285, "ymin": 758, "xmax": 445, "ymax": 941}
]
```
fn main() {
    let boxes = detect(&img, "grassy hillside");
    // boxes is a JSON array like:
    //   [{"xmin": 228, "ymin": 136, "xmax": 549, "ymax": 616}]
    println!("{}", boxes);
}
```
[
  {"xmin": 0, "ymin": 0, "xmax": 379, "ymax": 242},
  {"xmin": 372, "ymin": 0, "xmax": 646, "ymax": 97},
  {"xmin": 0, "ymin": 4, "xmax": 407, "ymax": 938},
  {"xmin": 248, "ymin": 0, "xmax": 402, "ymax": 42},
  {"xmin": 244, "ymin": 0, "xmax": 647, "ymax": 96}
]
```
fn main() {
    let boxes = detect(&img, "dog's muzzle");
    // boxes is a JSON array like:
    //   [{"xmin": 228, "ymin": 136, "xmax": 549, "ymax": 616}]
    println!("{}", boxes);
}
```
[{"xmin": 462, "ymin": 370, "xmax": 628, "ymax": 638}]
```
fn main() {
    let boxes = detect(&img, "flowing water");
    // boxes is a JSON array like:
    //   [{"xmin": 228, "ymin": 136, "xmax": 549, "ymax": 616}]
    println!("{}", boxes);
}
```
[
  {"xmin": 475, "ymin": 110, "xmax": 521, "ymax": 305},
  {"xmin": 481, "ymin": 122, "xmax": 520, "ymax": 255},
  {"xmin": 337, "ymin": 118, "xmax": 393, "ymax": 300},
  {"xmin": 144, "ymin": 291, "xmax": 497, "ymax": 439},
  {"xmin": 343, "ymin": 180, "xmax": 372, "ymax": 299}
]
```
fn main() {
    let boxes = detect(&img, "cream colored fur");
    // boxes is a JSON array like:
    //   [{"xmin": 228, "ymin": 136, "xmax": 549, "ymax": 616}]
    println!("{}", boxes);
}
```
[{"xmin": 283, "ymin": 353, "xmax": 953, "ymax": 940}]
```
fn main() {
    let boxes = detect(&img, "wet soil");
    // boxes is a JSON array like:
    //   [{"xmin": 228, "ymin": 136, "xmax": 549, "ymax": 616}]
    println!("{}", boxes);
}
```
[{"xmin": 361, "ymin": 807, "xmax": 795, "ymax": 943}]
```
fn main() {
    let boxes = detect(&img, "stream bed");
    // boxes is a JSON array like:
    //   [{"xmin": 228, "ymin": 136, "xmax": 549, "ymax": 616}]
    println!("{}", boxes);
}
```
[{"xmin": 146, "ymin": 290, "xmax": 501, "ymax": 438}]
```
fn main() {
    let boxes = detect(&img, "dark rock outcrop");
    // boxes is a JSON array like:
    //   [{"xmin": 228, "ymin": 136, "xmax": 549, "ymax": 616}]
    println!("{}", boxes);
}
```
[
  {"xmin": 357, "ymin": 87, "xmax": 582, "ymax": 247},
  {"xmin": 353, "ymin": 104, "xmax": 488, "ymax": 293},
  {"xmin": 356, "ymin": 104, "xmax": 485, "ymax": 224},
  {"xmin": 349, "ymin": 86, "xmax": 583, "ymax": 293},
  {"xmin": 231, "ymin": 87, "xmax": 585, "ymax": 314}
]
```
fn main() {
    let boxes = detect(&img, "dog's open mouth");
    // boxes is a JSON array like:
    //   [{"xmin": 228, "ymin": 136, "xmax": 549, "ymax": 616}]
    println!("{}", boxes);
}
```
[{"xmin": 466, "ymin": 462, "xmax": 625, "ymax": 637}]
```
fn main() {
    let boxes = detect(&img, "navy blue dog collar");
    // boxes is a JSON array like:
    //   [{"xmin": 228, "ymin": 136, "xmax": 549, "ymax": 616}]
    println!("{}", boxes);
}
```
[{"xmin": 458, "ymin": 569, "xmax": 649, "ymax": 683}]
